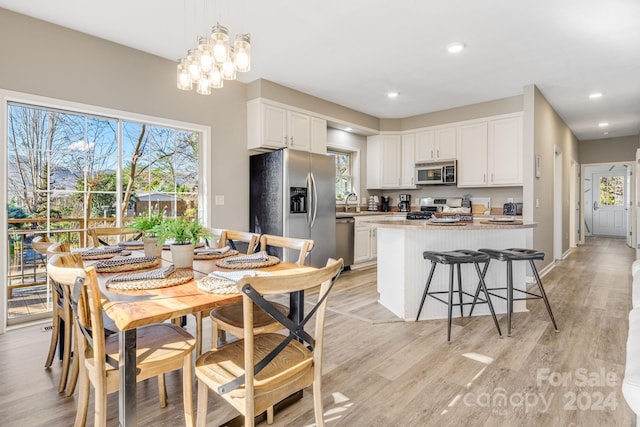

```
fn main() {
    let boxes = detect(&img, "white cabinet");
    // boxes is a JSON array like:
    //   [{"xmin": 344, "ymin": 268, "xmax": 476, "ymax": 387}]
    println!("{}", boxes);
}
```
[
  {"xmin": 415, "ymin": 127, "xmax": 457, "ymax": 163},
  {"xmin": 488, "ymin": 116, "xmax": 523, "ymax": 185},
  {"xmin": 457, "ymin": 122, "xmax": 489, "ymax": 186},
  {"xmin": 247, "ymin": 99, "xmax": 327, "ymax": 153},
  {"xmin": 456, "ymin": 115, "xmax": 523, "ymax": 187},
  {"xmin": 367, "ymin": 134, "xmax": 416, "ymax": 189},
  {"xmin": 310, "ymin": 117, "xmax": 328, "ymax": 154},
  {"xmin": 401, "ymin": 133, "xmax": 416, "ymax": 188},
  {"xmin": 367, "ymin": 135, "xmax": 402, "ymax": 189},
  {"xmin": 353, "ymin": 216, "xmax": 378, "ymax": 264}
]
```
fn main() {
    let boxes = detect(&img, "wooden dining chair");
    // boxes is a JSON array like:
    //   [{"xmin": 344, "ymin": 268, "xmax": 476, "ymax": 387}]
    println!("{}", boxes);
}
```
[
  {"xmin": 259, "ymin": 234, "xmax": 314, "ymax": 266},
  {"xmin": 194, "ymin": 229, "xmax": 261, "ymax": 357},
  {"xmin": 87, "ymin": 226, "xmax": 139, "ymax": 247},
  {"xmin": 208, "ymin": 235, "xmax": 314, "ymax": 351},
  {"xmin": 195, "ymin": 258, "xmax": 343, "ymax": 427},
  {"xmin": 42, "ymin": 242, "xmax": 76, "ymax": 395},
  {"xmin": 47, "ymin": 253, "xmax": 195, "ymax": 427},
  {"xmin": 32, "ymin": 235, "xmax": 54, "ymax": 268}
]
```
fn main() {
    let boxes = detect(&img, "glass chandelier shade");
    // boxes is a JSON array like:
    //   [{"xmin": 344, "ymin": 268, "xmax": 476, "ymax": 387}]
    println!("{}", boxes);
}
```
[{"xmin": 177, "ymin": 20, "xmax": 251, "ymax": 94}]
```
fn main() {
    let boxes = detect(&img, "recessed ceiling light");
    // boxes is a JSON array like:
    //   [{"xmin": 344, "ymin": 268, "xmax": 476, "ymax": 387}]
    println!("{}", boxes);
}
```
[
  {"xmin": 589, "ymin": 92, "xmax": 603, "ymax": 99},
  {"xmin": 447, "ymin": 42, "xmax": 465, "ymax": 53},
  {"xmin": 598, "ymin": 122, "xmax": 609, "ymax": 127},
  {"xmin": 344, "ymin": 127, "xmax": 353, "ymax": 132},
  {"xmin": 387, "ymin": 92, "xmax": 399, "ymax": 98}
]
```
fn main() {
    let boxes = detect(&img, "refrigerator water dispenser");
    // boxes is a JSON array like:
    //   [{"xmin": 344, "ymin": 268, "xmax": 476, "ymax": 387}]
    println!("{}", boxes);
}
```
[{"xmin": 290, "ymin": 187, "xmax": 307, "ymax": 213}]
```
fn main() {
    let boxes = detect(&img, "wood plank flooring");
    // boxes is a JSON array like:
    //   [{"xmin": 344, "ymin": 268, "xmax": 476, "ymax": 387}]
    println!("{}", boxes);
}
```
[{"xmin": 0, "ymin": 237, "xmax": 635, "ymax": 426}]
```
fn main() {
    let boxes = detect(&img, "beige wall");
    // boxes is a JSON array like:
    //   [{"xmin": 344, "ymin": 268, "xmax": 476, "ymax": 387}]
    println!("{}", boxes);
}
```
[
  {"xmin": 525, "ymin": 85, "xmax": 579, "ymax": 270},
  {"xmin": 0, "ymin": 7, "xmax": 250, "ymax": 232},
  {"xmin": 382, "ymin": 95, "xmax": 524, "ymax": 131},
  {"xmin": 579, "ymin": 135, "xmax": 639, "ymax": 164},
  {"xmin": 246, "ymin": 79, "xmax": 380, "ymax": 132}
]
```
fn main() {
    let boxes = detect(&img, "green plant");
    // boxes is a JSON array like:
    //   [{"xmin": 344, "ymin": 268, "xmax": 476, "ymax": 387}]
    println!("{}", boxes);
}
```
[
  {"xmin": 154, "ymin": 216, "xmax": 210, "ymax": 246},
  {"xmin": 129, "ymin": 211, "xmax": 164, "ymax": 236}
]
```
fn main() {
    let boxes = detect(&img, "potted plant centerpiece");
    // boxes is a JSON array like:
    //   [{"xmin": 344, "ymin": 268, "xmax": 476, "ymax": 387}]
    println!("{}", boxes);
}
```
[
  {"xmin": 129, "ymin": 211, "xmax": 164, "ymax": 257},
  {"xmin": 156, "ymin": 216, "xmax": 209, "ymax": 268}
]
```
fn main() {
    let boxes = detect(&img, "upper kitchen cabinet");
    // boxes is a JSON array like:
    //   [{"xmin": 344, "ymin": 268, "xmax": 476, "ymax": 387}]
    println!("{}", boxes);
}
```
[
  {"xmin": 401, "ymin": 133, "xmax": 416, "ymax": 188},
  {"xmin": 247, "ymin": 99, "xmax": 327, "ymax": 153},
  {"xmin": 414, "ymin": 127, "xmax": 456, "ymax": 163},
  {"xmin": 367, "ymin": 134, "xmax": 402, "ymax": 189},
  {"xmin": 456, "ymin": 114, "xmax": 523, "ymax": 187}
]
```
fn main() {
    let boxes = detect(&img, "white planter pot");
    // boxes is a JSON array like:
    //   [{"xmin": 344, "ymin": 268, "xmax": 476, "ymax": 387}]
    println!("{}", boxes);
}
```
[
  {"xmin": 170, "ymin": 243, "xmax": 194, "ymax": 268},
  {"xmin": 143, "ymin": 236, "xmax": 163, "ymax": 258}
]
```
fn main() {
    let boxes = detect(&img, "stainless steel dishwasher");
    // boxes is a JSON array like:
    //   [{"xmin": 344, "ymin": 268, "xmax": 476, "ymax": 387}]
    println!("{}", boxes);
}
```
[{"xmin": 335, "ymin": 217, "xmax": 354, "ymax": 268}]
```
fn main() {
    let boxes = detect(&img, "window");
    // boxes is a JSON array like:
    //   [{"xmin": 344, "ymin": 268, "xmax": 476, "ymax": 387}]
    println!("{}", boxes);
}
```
[
  {"xmin": 6, "ymin": 100, "xmax": 202, "ymax": 324},
  {"xmin": 329, "ymin": 149, "xmax": 353, "ymax": 200},
  {"xmin": 599, "ymin": 176, "xmax": 624, "ymax": 206}
]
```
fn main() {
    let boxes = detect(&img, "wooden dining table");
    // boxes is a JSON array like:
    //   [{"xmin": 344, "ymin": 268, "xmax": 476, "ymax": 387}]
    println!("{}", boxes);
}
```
[{"xmin": 87, "ymin": 249, "xmax": 313, "ymax": 427}]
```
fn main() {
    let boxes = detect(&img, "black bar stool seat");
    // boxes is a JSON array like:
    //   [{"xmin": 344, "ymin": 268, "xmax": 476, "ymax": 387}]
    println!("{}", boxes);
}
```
[
  {"xmin": 470, "ymin": 248, "xmax": 559, "ymax": 336},
  {"xmin": 417, "ymin": 249, "xmax": 502, "ymax": 342}
]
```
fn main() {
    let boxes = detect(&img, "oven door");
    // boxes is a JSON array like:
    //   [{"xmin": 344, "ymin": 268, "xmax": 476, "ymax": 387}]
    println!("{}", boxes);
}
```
[{"xmin": 416, "ymin": 166, "xmax": 443, "ymax": 184}]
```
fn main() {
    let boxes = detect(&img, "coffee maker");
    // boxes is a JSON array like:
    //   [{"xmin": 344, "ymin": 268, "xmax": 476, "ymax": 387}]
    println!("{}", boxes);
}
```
[
  {"xmin": 381, "ymin": 196, "xmax": 391, "ymax": 212},
  {"xmin": 398, "ymin": 194, "xmax": 411, "ymax": 212}
]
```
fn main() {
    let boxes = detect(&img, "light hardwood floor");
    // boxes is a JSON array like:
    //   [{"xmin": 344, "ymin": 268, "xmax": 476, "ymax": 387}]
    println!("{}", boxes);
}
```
[{"xmin": 0, "ymin": 237, "xmax": 635, "ymax": 426}]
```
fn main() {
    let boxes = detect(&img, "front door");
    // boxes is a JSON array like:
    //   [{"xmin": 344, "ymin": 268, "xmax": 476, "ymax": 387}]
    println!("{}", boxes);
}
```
[{"xmin": 592, "ymin": 172, "xmax": 627, "ymax": 237}]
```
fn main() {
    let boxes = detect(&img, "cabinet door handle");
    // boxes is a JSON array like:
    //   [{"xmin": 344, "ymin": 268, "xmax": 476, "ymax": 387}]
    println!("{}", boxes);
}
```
[
  {"xmin": 437, "ymin": 149, "xmax": 440, "ymax": 158},
  {"xmin": 431, "ymin": 149, "xmax": 434, "ymax": 158},
  {"xmin": 491, "ymin": 173, "xmax": 494, "ymax": 183},
  {"xmin": 483, "ymin": 173, "xmax": 486, "ymax": 183},
  {"xmin": 411, "ymin": 177, "xmax": 414, "ymax": 185}
]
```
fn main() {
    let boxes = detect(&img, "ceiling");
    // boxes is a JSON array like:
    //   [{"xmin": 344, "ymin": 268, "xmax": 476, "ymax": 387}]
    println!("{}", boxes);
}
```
[{"xmin": 1, "ymin": 0, "xmax": 639, "ymax": 141}]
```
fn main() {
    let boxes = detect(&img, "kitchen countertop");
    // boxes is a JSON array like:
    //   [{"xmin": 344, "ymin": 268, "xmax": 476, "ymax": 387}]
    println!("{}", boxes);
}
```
[
  {"xmin": 360, "ymin": 217, "xmax": 534, "ymax": 230},
  {"xmin": 336, "ymin": 211, "xmax": 407, "ymax": 218}
]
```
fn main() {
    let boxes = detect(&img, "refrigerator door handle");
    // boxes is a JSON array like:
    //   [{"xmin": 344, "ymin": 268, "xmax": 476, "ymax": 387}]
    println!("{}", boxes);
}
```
[
  {"xmin": 310, "ymin": 172, "xmax": 318, "ymax": 228},
  {"xmin": 306, "ymin": 172, "xmax": 312, "ymax": 225}
]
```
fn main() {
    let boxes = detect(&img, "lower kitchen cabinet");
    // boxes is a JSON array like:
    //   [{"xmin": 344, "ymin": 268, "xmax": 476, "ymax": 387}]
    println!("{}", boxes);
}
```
[{"xmin": 353, "ymin": 216, "xmax": 378, "ymax": 265}]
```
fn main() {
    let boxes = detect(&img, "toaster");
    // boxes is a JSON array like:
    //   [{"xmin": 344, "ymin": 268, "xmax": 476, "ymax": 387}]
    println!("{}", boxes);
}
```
[{"xmin": 503, "ymin": 202, "xmax": 523, "ymax": 216}]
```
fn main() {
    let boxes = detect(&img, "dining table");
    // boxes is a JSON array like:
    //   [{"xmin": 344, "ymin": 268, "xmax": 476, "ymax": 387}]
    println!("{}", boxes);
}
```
[{"xmin": 86, "ymin": 246, "xmax": 314, "ymax": 427}]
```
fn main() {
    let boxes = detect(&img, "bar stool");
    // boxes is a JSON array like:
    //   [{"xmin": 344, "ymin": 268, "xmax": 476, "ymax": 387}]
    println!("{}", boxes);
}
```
[
  {"xmin": 416, "ymin": 249, "xmax": 502, "ymax": 342},
  {"xmin": 470, "ymin": 248, "xmax": 559, "ymax": 336}
]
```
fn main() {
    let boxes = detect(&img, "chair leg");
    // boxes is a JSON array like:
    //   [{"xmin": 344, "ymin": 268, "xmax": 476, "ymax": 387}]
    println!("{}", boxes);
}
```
[
  {"xmin": 456, "ymin": 264, "xmax": 464, "ymax": 318},
  {"xmin": 195, "ymin": 312, "xmax": 203, "ymax": 357},
  {"xmin": 94, "ymin": 377, "xmax": 108, "ymax": 427},
  {"xmin": 469, "ymin": 261, "xmax": 490, "ymax": 316},
  {"xmin": 58, "ymin": 317, "xmax": 73, "ymax": 393},
  {"xmin": 474, "ymin": 262, "xmax": 502, "ymax": 337},
  {"xmin": 183, "ymin": 354, "xmax": 194, "ymax": 427},
  {"xmin": 529, "ymin": 260, "xmax": 559, "ymax": 332},
  {"xmin": 45, "ymin": 314, "xmax": 60, "ymax": 368},
  {"xmin": 267, "ymin": 406, "xmax": 274, "ymax": 424},
  {"xmin": 74, "ymin": 363, "xmax": 89, "ymax": 427},
  {"xmin": 416, "ymin": 262, "xmax": 437, "ymax": 321},
  {"xmin": 447, "ymin": 264, "xmax": 454, "ymax": 342},
  {"xmin": 158, "ymin": 374, "xmax": 167, "ymax": 408},
  {"xmin": 65, "ymin": 335, "xmax": 79, "ymax": 396},
  {"xmin": 506, "ymin": 260, "xmax": 513, "ymax": 336},
  {"xmin": 196, "ymin": 379, "xmax": 209, "ymax": 427},
  {"xmin": 312, "ymin": 375, "xmax": 325, "ymax": 427}
]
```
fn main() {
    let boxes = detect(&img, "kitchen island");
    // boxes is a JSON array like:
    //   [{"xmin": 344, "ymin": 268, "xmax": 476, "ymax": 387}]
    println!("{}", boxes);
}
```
[{"xmin": 362, "ymin": 218, "xmax": 537, "ymax": 321}]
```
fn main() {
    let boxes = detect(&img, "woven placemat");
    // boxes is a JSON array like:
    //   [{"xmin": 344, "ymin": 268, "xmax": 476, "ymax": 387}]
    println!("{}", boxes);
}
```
[
  {"xmin": 194, "ymin": 249, "xmax": 239, "ymax": 260},
  {"xmin": 480, "ymin": 220, "xmax": 523, "ymax": 225},
  {"xmin": 95, "ymin": 256, "xmax": 160, "ymax": 273},
  {"xmin": 117, "ymin": 241, "xmax": 144, "ymax": 250},
  {"xmin": 216, "ymin": 255, "xmax": 280, "ymax": 269},
  {"xmin": 197, "ymin": 276, "xmax": 240, "ymax": 294},
  {"xmin": 106, "ymin": 268, "xmax": 193, "ymax": 291}
]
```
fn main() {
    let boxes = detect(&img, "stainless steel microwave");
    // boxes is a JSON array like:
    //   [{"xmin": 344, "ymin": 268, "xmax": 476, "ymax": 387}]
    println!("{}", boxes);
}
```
[{"xmin": 415, "ymin": 162, "xmax": 456, "ymax": 185}]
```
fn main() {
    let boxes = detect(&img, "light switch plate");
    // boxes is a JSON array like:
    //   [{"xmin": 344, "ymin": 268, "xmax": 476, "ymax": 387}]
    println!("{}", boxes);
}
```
[{"xmin": 215, "ymin": 195, "xmax": 225, "ymax": 206}]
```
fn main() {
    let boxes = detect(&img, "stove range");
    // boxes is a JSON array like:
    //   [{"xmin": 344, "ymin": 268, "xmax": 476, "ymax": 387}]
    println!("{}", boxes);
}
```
[{"xmin": 406, "ymin": 211, "xmax": 432, "ymax": 220}]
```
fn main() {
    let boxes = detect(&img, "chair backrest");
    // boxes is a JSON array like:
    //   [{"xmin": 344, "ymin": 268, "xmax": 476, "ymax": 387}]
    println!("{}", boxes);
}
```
[
  {"xmin": 259, "ymin": 234, "xmax": 314, "ymax": 266},
  {"xmin": 46, "ymin": 242, "xmax": 70, "ymax": 257},
  {"xmin": 32, "ymin": 236, "xmax": 54, "ymax": 255},
  {"xmin": 218, "ymin": 230, "xmax": 260, "ymax": 254},
  {"xmin": 234, "ymin": 258, "xmax": 343, "ymax": 401},
  {"xmin": 88, "ymin": 227, "xmax": 138, "ymax": 247},
  {"xmin": 47, "ymin": 253, "xmax": 106, "ymax": 372}
]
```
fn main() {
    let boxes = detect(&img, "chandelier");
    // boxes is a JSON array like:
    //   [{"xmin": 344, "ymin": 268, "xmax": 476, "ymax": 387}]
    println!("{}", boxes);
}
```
[{"xmin": 177, "ymin": 22, "xmax": 251, "ymax": 95}]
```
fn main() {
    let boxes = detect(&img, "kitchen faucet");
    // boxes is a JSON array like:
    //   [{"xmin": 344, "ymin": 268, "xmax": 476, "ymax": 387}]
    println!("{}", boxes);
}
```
[{"xmin": 345, "ymin": 192, "xmax": 357, "ymax": 212}]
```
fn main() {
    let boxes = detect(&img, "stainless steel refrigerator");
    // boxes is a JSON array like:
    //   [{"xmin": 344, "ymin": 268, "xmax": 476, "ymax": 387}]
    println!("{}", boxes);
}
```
[{"xmin": 250, "ymin": 148, "xmax": 336, "ymax": 267}]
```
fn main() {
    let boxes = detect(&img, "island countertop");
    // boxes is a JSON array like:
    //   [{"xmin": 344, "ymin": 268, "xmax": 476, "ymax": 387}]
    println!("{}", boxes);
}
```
[{"xmin": 361, "ymin": 218, "xmax": 536, "ymax": 230}]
